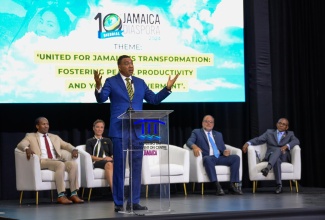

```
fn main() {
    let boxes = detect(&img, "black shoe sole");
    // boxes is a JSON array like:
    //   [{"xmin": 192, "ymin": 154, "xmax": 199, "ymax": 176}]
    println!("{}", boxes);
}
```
[
  {"xmin": 114, "ymin": 207, "xmax": 124, "ymax": 212},
  {"xmin": 126, "ymin": 204, "xmax": 148, "ymax": 212}
]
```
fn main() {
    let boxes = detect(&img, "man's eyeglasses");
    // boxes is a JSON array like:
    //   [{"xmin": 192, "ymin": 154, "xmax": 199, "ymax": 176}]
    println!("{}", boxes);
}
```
[
  {"xmin": 277, "ymin": 122, "xmax": 288, "ymax": 126},
  {"xmin": 122, "ymin": 61, "xmax": 133, "ymax": 66},
  {"xmin": 203, "ymin": 120, "xmax": 214, "ymax": 124}
]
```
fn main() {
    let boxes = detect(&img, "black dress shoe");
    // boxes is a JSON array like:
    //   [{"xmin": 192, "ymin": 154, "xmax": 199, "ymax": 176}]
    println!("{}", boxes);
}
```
[
  {"xmin": 237, "ymin": 186, "xmax": 244, "ymax": 195},
  {"xmin": 216, "ymin": 187, "xmax": 225, "ymax": 196},
  {"xmin": 228, "ymin": 183, "xmax": 243, "ymax": 195},
  {"xmin": 216, "ymin": 182, "xmax": 225, "ymax": 196},
  {"xmin": 275, "ymin": 185, "xmax": 282, "ymax": 194},
  {"xmin": 261, "ymin": 167, "xmax": 269, "ymax": 177},
  {"xmin": 126, "ymin": 203, "xmax": 148, "ymax": 211},
  {"xmin": 114, "ymin": 205, "xmax": 124, "ymax": 212}
]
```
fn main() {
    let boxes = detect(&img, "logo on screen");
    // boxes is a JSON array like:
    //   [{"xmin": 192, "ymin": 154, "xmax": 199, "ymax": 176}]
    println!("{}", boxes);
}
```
[
  {"xmin": 134, "ymin": 119, "xmax": 165, "ymax": 141},
  {"xmin": 94, "ymin": 13, "xmax": 124, "ymax": 39}
]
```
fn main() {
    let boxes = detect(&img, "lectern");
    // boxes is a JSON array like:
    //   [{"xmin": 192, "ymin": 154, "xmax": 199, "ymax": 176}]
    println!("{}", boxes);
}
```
[{"xmin": 117, "ymin": 110, "xmax": 173, "ymax": 215}]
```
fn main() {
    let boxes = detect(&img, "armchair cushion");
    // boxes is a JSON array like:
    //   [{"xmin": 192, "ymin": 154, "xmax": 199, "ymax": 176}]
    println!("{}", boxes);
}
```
[
  {"xmin": 41, "ymin": 170, "xmax": 69, "ymax": 182},
  {"xmin": 150, "ymin": 164, "xmax": 184, "ymax": 176},
  {"xmin": 142, "ymin": 144, "xmax": 189, "ymax": 184}
]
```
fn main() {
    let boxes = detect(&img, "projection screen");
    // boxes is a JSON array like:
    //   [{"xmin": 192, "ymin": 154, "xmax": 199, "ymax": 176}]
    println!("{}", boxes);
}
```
[{"xmin": 0, "ymin": 0, "xmax": 244, "ymax": 103}]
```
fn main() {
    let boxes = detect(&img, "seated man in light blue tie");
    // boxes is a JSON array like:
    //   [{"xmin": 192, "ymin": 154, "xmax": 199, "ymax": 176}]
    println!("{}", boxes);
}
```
[
  {"xmin": 186, "ymin": 115, "xmax": 242, "ymax": 195},
  {"xmin": 242, "ymin": 118, "xmax": 300, "ymax": 194}
]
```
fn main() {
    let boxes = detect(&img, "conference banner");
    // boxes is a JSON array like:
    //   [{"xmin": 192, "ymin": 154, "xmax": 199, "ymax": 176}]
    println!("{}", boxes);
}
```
[{"xmin": 0, "ymin": 0, "xmax": 244, "ymax": 103}]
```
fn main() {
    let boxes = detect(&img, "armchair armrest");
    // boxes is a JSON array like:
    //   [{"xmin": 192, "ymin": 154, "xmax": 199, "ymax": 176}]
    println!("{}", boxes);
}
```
[
  {"xmin": 247, "ymin": 145, "xmax": 257, "ymax": 167},
  {"xmin": 169, "ymin": 145, "xmax": 189, "ymax": 180},
  {"xmin": 76, "ymin": 145, "xmax": 94, "ymax": 186},
  {"xmin": 169, "ymin": 145, "xmax": 188, "ymax": 166},
  {"xmin": 290, "ymin": 145, "xmax": 301, "ymax": 179},
  {"xmin": 183, "ymin": 144, "xmax": 206, "ymax": 182},
  {"xmin": 225, "ymin": 145, "xmax": 242, "ymax": 181},
  {"xmin": 15, "ymin": 148, "xmax": 42, "ymax": 191},
  {"xmin": 225, "ymin": 145, "xmax": 241, "ymax": 156}
]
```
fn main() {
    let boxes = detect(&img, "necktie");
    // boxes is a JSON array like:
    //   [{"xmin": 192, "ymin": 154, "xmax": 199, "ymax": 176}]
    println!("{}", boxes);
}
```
[
  {"xmin": 43, "ymin": 134, "xmax": 53, "ymax": 159},
  {"xmin": 93, "ymin": 138, "xmax": 102, "ymax": 157},
  {"xmin": 125, "ymin": 78, "xmax": 134, "ymax": 100},
  {"xmin": 208, "ymin": 132, "xmax": 220, "ymax": 158},
  {"xmin": 277, "ymin": 132, "xmax": 283, "ymax": 143}
]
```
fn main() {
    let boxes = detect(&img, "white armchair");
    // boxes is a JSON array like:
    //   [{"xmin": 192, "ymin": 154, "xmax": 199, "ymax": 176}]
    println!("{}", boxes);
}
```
[
  {"xmin": 141, "ymin": 144, "xmax": 189, "ymax": 197},
  {"xmin": 183, "ymin": 144, "xmax": 242, "ymax": 195},
  {"xmin": 14, "ymin": 148, "xmax": 81, "ymax": 205},
  {"xmin": 247, "ymin": 144, "xmax": 301, "ymax": 193},
  {"xmin": 76, "ymin": 145, "xmax": 129, "ymax": 201}
]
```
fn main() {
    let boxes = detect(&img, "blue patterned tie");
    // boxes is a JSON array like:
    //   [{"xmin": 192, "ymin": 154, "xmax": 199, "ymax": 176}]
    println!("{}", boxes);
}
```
[
  {"xmin": 208, "ymin": 132, "xmax": 220, "ymax": 158},
  {"xmin": 277, "ymin": 132, "xmax": 282, "ymax": 143}
]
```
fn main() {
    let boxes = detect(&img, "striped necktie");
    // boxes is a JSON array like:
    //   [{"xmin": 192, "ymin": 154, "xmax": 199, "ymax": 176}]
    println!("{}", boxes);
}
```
[{"xmin": 125, "ymin": 78, "xmax": 134, "ymax": 100}]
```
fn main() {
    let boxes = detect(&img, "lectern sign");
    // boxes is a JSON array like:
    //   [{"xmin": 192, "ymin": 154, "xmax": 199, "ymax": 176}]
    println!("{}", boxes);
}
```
[{"xmin": 134, "ymin": 119, "xmax": 166, "ymax": 141}]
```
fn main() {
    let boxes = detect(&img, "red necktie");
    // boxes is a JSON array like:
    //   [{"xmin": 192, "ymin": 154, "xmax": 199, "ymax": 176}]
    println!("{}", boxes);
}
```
[{"xmin": 43, "ymin": 134, "xmax": 53, "ymax": 159}]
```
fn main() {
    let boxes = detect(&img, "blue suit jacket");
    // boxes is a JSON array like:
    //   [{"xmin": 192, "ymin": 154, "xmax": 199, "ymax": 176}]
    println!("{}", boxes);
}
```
[
  {"xmin": 248, "ymin": 129, "xmax": 300, "ymax": 160},
  {"xmin": 95, "ymin": 74, "xmax": 170, "ymax": 138},
  {"xmin": 186, "ymin": 128, "xmax": 227, "ymax": 157}
]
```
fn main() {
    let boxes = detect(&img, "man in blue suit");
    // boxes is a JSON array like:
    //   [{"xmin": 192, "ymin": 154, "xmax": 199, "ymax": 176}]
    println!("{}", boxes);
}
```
[
  {"xmin": 186, "ymin": 115, "xmax": 243, "ymax": 195},
  {"xmin": 242, "ymin": 118, "xmax": 300, "ymax": 194},
  {"xmin": 94, "ymin": 55, "xmax": 179, "ymax": 212}
]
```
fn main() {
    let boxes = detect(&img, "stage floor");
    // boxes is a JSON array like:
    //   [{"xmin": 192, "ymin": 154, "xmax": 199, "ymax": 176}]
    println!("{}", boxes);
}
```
[{"xmin": 1, "ymin": 186, "xmax": 325, "ymax": 220}]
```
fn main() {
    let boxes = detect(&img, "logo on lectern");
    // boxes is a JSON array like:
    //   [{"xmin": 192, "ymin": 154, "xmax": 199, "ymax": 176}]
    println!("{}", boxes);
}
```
[{"xmin": 134, "ymin": 119, "xmax": 165, "ymax": 141}]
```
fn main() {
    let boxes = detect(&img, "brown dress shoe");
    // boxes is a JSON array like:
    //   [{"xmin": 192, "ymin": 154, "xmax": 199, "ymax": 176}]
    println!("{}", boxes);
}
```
[
  {"xmin": 57, "ymin": 196, "xmax": 73, "ymax": 204},
  {"xmin": 69, "ymin": 195, "xmax": 84, "ymax": 203}
]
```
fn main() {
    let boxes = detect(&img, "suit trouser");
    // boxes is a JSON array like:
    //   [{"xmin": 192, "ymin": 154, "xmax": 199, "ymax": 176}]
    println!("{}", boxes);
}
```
[
  {"xmin": 40, "ymin": 158, "xmax": 79, "ymax": 194},
  {"xmin": 111, "ymin": 137, "xmax": 143, "ymax": 206},
  {"xmin": 203, "ymin": 155, "xmax": 240, "ymax": 183},
  {"xmin": 266, "ymin": 148, "xmax": 290, "ymax": 185}
]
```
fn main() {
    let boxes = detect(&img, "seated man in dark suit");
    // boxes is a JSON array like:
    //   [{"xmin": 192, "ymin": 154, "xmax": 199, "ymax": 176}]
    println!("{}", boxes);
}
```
[
  {"xmin": 86, "ymin": 119, "xmax": 113, "ymax": 192},
  {"xmin": 186, "ymin": 115, "xmax": 243, "ymax": 195},
  {"xmin": 242, "ymin": 118, "xmax": 300, "ymax": 194}
]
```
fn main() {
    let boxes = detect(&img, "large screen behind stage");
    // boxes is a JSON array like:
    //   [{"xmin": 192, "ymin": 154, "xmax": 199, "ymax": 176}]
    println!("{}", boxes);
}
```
[{"xmin": 0, "ymin": 0, "xmax": 244, "ymax": 103}]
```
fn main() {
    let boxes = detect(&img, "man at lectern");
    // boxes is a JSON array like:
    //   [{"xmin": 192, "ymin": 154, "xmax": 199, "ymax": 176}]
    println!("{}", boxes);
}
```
[{"xmin": 93, "ymin": 55, "xmax": 179, "ymax": 212}]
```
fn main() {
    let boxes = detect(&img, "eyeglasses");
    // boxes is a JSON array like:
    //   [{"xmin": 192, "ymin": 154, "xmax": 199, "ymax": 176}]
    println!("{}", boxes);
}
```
[
  {"xmin": 122, "ymin": 61, "xmax": 133, "ymax": 66},
  {"xmin": 277, "ymin": 122, "xmax": 288, "ymax": 126},
  {"xmin": 203, "ymin": 120, "xmax": 214, "ymax": 124}
]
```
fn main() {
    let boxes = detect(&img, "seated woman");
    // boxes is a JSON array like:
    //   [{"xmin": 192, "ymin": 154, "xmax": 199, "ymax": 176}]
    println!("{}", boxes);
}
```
[{"xmin": 86, "ymin": 119, "xmax": 113, "ymax": 192}]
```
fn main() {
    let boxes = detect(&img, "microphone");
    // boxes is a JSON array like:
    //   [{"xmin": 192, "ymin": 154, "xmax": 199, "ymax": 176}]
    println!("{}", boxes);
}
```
[{"xmin": 126, "ymin": 80, "xmax": 134, "ymax": 112}]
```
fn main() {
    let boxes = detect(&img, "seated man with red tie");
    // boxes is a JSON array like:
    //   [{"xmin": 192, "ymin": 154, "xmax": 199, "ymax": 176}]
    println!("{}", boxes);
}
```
[
  {"xmin": 242, "ymin": 118, "xmax": 300, "ymax": 194},
  {"xmin": 17, "ymin": 117, "xmax": 84, "ymax": 204},
  {"xmin": 186, "ymin": 115, "xmax": 243, "ymax": 196}
]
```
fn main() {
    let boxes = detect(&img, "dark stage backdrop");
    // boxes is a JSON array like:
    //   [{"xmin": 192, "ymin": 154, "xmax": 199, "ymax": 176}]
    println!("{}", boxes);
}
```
[{"xmin": 1, "ymin": 0, "xmax": 325, "ymax": 200}]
